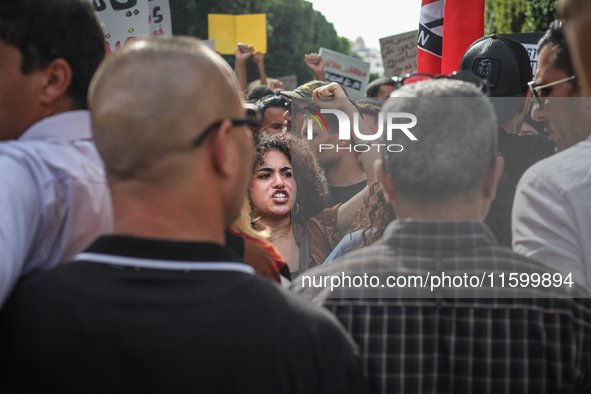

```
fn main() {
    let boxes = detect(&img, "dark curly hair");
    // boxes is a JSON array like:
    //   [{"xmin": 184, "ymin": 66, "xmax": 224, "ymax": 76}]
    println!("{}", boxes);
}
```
[
  {"xmin": 252, "ymin": 132, "xmax": 326, "ymax": 223},
  {"xmin": 349, "ymin": 180, "xmax": 396, "ymax": 247}
]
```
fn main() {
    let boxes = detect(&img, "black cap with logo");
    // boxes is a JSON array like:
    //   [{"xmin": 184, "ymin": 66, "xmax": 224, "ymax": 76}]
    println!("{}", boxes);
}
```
[{"xmin": 460, "ymin": 34, "xmax": 532, "ymax": 122}]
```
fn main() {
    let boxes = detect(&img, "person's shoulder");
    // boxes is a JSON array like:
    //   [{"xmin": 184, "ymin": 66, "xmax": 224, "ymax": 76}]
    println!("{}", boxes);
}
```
[
  {"xmin": 294, "ymin": 240, "xmax": 395, "ymax": 288},
  {"xmin": 310, "ymin": 203, "xmax": 341, "ymax": 223},
  {"xmin": 0, "ymin": 261, "xmax": 92, "ymax": 323},
  {"xmin": 518, "ymin": 133, "xmax": 555, "ymax": 149},
  {"xmin": 520, "ymin": 140, "xmax": 591, "ymax": 190},
  {"xmin": 330, "ymin": 237, "xmax": 394, "ymax": 267},
  {"xmin": 0, "ymin": 138, "xmax": 104, "ymax": 183},
  {"xmin": 248, "ymin": 272, "xmax": 343, "ymax": 324}
]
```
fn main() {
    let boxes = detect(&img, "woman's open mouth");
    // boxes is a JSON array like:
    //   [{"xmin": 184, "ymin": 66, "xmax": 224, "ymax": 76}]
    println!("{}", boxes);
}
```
[{"xmin": 272, "ymin": 190, "xmax": 289, "ymax": 203}]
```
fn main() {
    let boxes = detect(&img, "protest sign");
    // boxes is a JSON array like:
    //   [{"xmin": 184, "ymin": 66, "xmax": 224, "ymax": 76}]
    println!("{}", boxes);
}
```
[
  {"xmin": 94, "ymin": 0, "xmax": 150, "ymax": 54},
  {"xmin": 502, "ymin": 33, "xmax": 544, "ymax": 77},
  {"xmin": 319, "ymin": 48, "xmax": 370, "ymax": 98},
  {"xmin": 148, "ymin": 0, "xmax": 172, "ymax": 37},
  {"xmin": 95, "ymin": 0, "xmax": 172, "ymax": 54},
  {"xmin": 380, "ymin": 31, "xmax": 419, "ymax": 77},
  {"xmin": 208, "ymin": 14, "xmax": 267, "ymax": 55},
  {"xmin": 274, "ymin": 75, "xmax": 298, "ymax": 91}
]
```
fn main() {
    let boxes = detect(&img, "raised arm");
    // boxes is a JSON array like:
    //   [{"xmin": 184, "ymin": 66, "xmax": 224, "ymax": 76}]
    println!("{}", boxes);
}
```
[
  {"xmin": 234, "ymin": 43, "xmax": 254, "ymax": 93},
  {"xmin": 312, "ymin": 82, "xmax": 382, "ymax": 235},
  {"xmin": 305, "ymin": 53, "xmax": 326, "ymax": 82},
  {"xmin": 253, "ymin": 52, "xmax": 267, "ymax": 87}
]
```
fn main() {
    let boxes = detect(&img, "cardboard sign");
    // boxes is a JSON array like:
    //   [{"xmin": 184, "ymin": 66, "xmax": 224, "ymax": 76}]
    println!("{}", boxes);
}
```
[
  {"xmin": 380, "ymin": 30, "xmax": 419, "ymax": 78},
  {"xmin": 94, "ymin": 0, "xmax": 150, "ymax": 54},
  {"xmin": 319, "ymin": 47, "xmax": 370, "ymax": 98},
  {"xmin": 95, "ymin": 0, "xmax": 172, "ymax": 54},
  {"xmin": 208, "ymin": 14, "xmax": 267, "ymax": 55},
  {"xmin": 148, "ymin": 0, "xmax": 172, "ymax": 37},
  {"xmin": 275, "ymin": 75, "xmax": 298, "ymax": 91},
  {"xmin": 502, "ymin": 33, "xmax": 544, "ymax": 78}
]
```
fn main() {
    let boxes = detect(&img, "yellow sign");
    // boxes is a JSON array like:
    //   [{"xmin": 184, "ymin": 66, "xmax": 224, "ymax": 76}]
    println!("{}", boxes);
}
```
[{"xmin": 208, "ymin": 14, "xmax": 267, "ymax": 54}]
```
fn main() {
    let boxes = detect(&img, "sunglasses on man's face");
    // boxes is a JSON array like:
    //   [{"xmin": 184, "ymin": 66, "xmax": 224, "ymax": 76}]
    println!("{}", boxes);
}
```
[
  {"xmin": 192, "ymin": 103, "xmax": 261, "ymax": 147},
  {"xmin": 527, "ymin": 75, "xmax": 577, "ymax": 110}
]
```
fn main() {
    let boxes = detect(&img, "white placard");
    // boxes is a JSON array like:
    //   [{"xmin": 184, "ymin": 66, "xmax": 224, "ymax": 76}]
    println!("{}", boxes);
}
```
[
  {"xmin": 94, "ymin": 0, "xmax": 150, "ymax": 54},
  {"xmin": 149, "ymin": 0, "xmax": 172, "ymax": 37},
  {"xmin": 319, "ymin": 47, "xmax": 371, "ymax": 98},
  {"xmin": 379, "ymin": 31, "xmax": 419, "ymax": 78}
]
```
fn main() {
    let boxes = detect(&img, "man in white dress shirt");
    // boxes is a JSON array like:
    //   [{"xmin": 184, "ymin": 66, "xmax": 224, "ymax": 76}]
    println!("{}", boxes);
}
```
[
  {"xmin": 512, "ymin": 20, "xmax": 591, "ymax": 285},
  {"xmin": 0, "ymin": 0, "xmax": 112, "ymax": 306}
]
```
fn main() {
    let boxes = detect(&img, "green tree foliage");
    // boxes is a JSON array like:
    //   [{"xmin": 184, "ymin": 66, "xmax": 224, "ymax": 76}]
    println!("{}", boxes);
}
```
[
  {"xmin": 485, "ymin": 0, "xmax": 558, "ymax": 35},
  {"xmin": 523, "ymin": 0, "xmax": 558, "ymax": 33},
  {"xmin": 169, "ymin": 0, "xmax": 349, "ymax": 85}
]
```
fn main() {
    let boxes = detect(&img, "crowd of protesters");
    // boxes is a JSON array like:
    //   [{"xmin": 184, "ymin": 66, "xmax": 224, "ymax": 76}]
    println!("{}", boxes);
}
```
[{"xmin": 2, "ymin": 0, "xmax": 591, "ymax": 392}]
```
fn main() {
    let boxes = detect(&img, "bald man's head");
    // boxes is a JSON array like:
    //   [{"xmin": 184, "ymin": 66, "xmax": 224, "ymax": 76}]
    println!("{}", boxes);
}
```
[{"xmin": 88, "ymin": 36, "xmax": 243, "ymax": 182}]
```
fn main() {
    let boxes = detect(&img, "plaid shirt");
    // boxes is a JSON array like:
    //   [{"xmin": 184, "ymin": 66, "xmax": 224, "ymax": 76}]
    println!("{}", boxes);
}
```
[{"xmin": 292, "ymin": 220, "xmax": 591, "ymax": 394}]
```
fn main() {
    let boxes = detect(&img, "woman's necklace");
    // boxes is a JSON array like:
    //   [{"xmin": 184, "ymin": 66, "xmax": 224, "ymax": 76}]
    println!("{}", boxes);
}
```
[{"xmin": 269, "ymin": 229, "xmax": 290, "ymax": 243}]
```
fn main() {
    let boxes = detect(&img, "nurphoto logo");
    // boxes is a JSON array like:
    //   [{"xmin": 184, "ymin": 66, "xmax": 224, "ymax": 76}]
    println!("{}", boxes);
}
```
[{"xmin": 305, "ymin": 109, "xmax": 418, "ymax": 153}]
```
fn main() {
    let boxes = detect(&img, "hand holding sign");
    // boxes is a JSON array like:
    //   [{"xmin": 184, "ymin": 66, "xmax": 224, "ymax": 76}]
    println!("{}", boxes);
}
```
[{"xmin": 235, "ymin": 43, "xmax": 254, "ymax": 63}]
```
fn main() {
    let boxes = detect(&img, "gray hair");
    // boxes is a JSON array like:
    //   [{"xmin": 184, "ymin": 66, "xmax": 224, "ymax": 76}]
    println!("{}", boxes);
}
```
[{"xmin": 381, "ymin": 79, "xmax": 497, "ymax": 203}]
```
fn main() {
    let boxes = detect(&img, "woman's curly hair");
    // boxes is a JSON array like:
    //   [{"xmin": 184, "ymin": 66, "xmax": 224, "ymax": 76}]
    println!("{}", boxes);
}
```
[
  {"xmin": 252, "ymin": 132, "xmax": 327, "ymax": 223},
  {"xmin": 349, "ymin": 180, "xmax": 396, "ymax": 247}
]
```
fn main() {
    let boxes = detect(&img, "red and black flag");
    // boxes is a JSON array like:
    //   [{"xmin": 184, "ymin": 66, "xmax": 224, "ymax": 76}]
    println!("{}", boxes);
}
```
[{"xmin": 418, "ymin": 0, "xmax": 484, "ymax": 75}]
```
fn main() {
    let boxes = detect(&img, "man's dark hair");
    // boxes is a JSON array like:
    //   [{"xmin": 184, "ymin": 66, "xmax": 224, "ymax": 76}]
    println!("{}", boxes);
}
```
[
  {"xmin": 247, "ymin": 86, "xmax": 275, "ymax": 102},
  {"xmin": 538, "ymin": 20, "xmax": 577, "ymax": 88},
  {"xmin": 256, "ymin": 95, "xmax": 287, "ymax": 119},
  {"xmin": 0, "ymin": 0, "xmax": 105, "ymax": 110},
  {"xmin": 366, "ymin": 77, "xmax": 397, "ymax": 97},
  {"xmin": 357, "ymin": 102, "xmax": 381, "ymax": 124},
  {"xmin": 356, "ymin": 98, "xmax": 382, "ymax": 108}
]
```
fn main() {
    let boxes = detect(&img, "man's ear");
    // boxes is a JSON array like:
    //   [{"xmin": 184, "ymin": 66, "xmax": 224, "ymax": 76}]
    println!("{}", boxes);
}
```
[
  {"xmin": 210, "ymin": 119, "xmax": 234, "ymax": 177},
  {"xmin": 38, "ymin": 58, "xmax": 72, "ymax": 107},
  {"xmin": 376, "ymin": 159, "xmax": 396, "ymax": 202},
  {"xmin": 483, "ymin": 155, "xmax": 504, "ymax": 201}
]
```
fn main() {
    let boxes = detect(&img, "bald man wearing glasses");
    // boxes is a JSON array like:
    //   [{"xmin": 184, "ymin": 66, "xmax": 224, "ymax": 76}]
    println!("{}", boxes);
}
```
[
  {"xmin": 0, "ymin": 37, "xmax": 366, "ymax": 393},
  {"xmin": 512, "ymin": 20, "xmax": 591, "ymax": 287}
]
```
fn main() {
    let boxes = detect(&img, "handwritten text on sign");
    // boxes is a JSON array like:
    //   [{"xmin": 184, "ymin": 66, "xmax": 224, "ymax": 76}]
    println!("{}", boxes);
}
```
[
  {"xmin": 148, "ymin": 0, "xmax": 172, "ymax": 37},
  {"xmin": 94, "ymin": 0, "xmax": 149, "ymax": 54},
  {"xmin": 94, "ymin": 0, "xmax": 172, "ymax": 54},
  {"xmin": 380, "ymin": 30, "xmax": 418, "ymax": 78}
]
